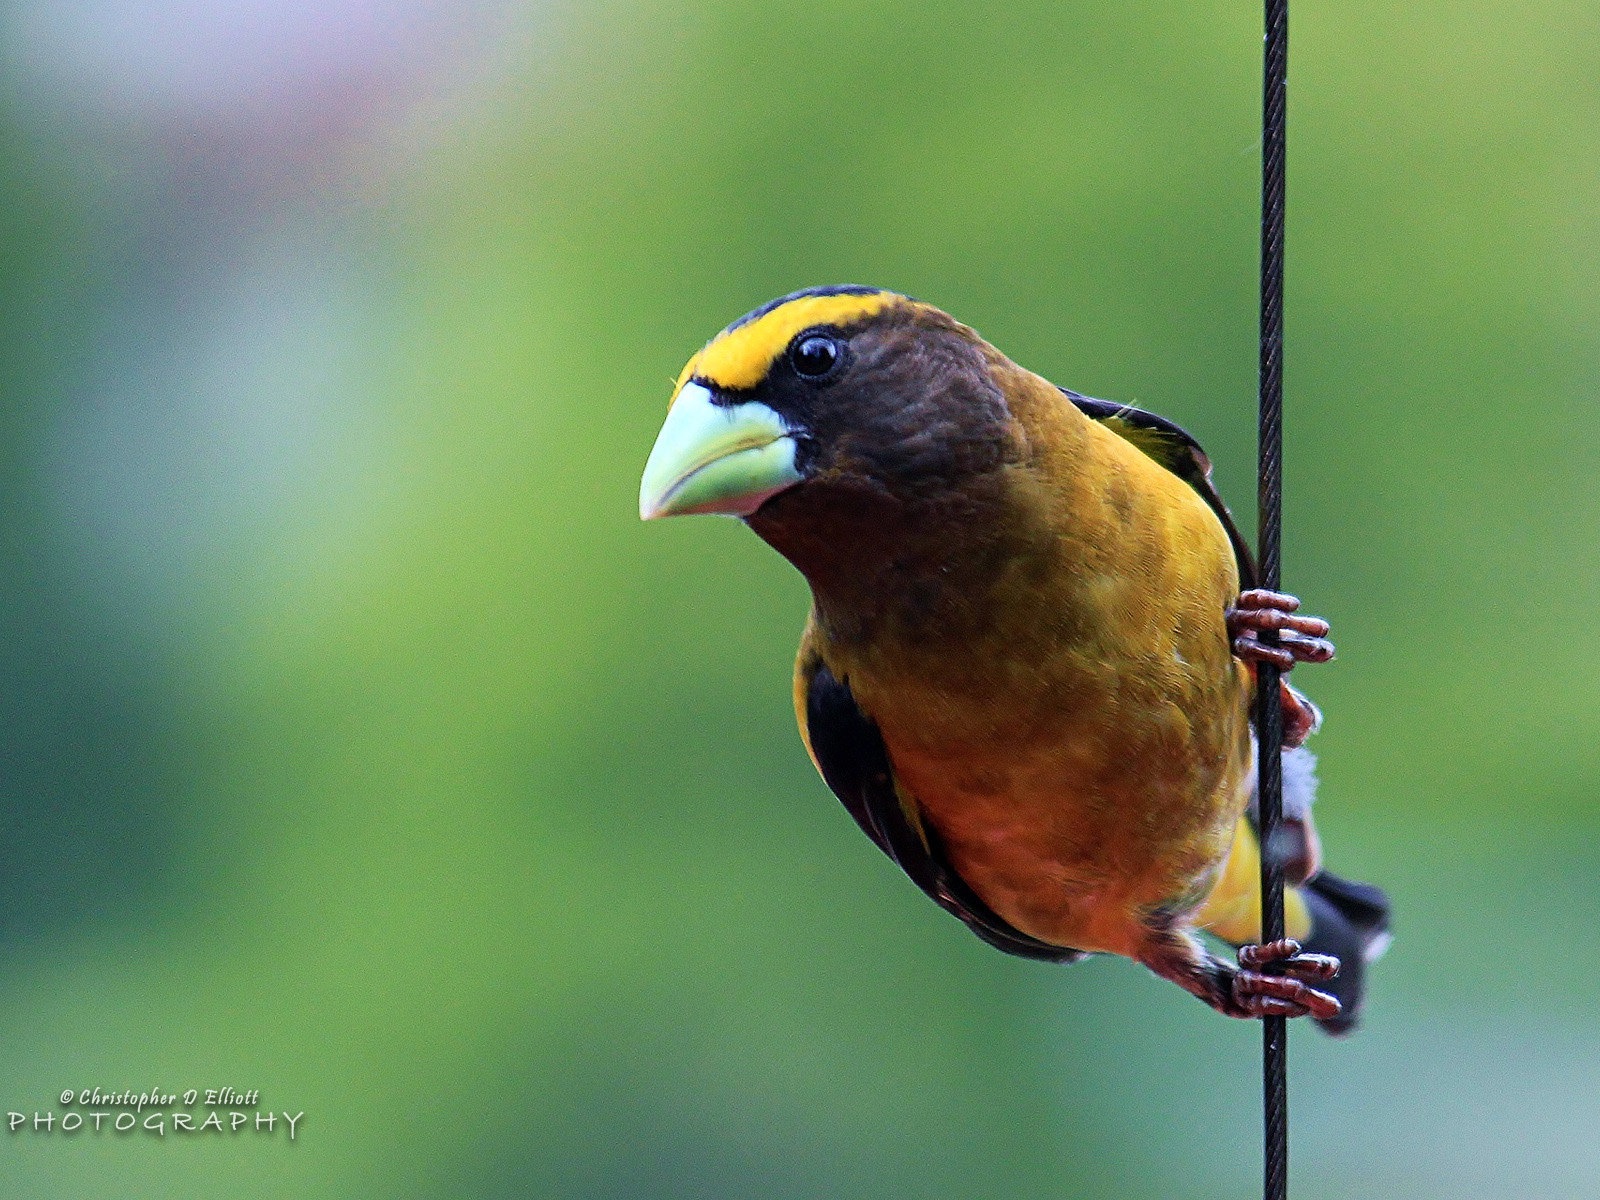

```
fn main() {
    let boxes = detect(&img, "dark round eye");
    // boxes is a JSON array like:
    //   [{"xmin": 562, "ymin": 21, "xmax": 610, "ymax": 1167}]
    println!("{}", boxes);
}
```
[{"xmin": 790, "ymin": 333, "xmax": 841, "ymax": 379}]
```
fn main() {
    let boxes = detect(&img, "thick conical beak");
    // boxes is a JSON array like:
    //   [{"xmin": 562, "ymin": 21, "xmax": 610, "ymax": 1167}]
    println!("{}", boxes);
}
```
[{"xmin": 639, "ymin": 381, "xmax": 802, "ymax": 520}]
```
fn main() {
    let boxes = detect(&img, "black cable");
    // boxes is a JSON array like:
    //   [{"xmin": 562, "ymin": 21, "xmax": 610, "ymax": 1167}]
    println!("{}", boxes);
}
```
[{"xmin": 1256, "ymin": 2, "xmax": 1290, "ymax": 1199}]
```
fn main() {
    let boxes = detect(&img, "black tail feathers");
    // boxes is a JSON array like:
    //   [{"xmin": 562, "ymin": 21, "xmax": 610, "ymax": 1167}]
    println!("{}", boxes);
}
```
[{"xmin": 1300, "ymin": 871, "xmax": 1392, "ymax": 1036}]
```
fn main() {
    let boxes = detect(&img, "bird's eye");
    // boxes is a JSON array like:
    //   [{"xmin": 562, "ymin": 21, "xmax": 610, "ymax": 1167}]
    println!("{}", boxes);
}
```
[{"xmin": 790, "ymin": 333, "xmax": 842, "ymax": 379}]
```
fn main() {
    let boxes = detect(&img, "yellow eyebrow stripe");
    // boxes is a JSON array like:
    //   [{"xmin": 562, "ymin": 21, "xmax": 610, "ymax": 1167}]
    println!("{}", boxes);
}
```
[{"xmin": 673, "ymin": 291, "xmax": 897, "ymax": 397}]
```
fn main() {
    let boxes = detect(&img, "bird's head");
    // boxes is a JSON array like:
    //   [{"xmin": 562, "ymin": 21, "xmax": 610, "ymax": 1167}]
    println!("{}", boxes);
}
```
[{"xmin": 639, "ymin": 286, "xmax": 1019, "ymax": 529}]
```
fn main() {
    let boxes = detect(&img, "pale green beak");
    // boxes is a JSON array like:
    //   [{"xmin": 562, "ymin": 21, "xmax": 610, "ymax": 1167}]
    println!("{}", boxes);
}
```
[{"xmin": 639, "ymin": 381, "xmax": 803, "ymax": 520}]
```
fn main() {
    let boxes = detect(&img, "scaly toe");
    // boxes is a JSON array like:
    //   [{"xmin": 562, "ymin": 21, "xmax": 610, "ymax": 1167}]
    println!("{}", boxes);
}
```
[
  {"xmin": 1239, "ymin": 994, "xmax": 1311, "ymax": 1019},
  {"xmin": 1232, "ymin": 637, "xmax": 1298, "ymax": 670},
  {"xmin": 1234, "ymin": 971, "xmax": 1343, "ymax": 1022},
  {"xmin": 1239, "ymin": 938, "xmax": 1303, "ymax": 968},
  {"xmin": 1236, "ymin": 589, "xmax": 1302, "ymax": 612},
  {"xmin": 1280, "ymin": 632, "xmax": 1335, "ymax": 663}
]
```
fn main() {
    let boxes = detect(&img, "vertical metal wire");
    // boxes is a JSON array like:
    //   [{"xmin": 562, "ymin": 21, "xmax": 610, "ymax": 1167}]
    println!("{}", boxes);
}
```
[{"xmin": 1257, "ymin": 1, "xmax": 1290, "ymax": 1199}]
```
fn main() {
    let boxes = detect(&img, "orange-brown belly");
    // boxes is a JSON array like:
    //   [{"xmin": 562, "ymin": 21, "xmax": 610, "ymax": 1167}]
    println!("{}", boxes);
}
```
[{"xmin": 878, "ymin": 691, "xmax": 1251, "ymax": 957}]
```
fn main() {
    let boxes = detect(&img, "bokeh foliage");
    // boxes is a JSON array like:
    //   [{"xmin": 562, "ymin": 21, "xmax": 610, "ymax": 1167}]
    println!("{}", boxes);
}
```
[{"xmin": 2, "ymin": 1, "xmax": 1598, "ymax": 1196}]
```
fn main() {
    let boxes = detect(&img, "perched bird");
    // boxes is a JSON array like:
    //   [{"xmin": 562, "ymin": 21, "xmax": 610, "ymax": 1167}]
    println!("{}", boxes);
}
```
[{"xmin": 640, "ymin": 286, "xmax": 1389, "ymax": 1033}]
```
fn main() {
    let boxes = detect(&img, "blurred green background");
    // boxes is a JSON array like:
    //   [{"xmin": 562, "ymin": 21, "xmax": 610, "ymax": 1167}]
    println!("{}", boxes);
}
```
[{"xmin": 2, "ymin": 1, "xmax": 1596, "ymax": 1196}]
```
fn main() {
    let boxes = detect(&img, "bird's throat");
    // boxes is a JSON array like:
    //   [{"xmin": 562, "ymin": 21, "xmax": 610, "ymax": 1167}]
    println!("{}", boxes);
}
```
[{"xmin": 748, "ymin": 471, "xmax": 1046, "ymax": 653}]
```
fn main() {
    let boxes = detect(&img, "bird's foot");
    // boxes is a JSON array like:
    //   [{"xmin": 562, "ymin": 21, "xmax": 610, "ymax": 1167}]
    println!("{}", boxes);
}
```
[
  {"xmin": 1232, "ymin": 938, "xmax": 1342, "ymax": 1020},
  {"xmin": 1227, "ymin": 589, "xmax": 1334, "ymax": 670},
  {"xmin": 1228, "ymin": 590, "xmax": 1333, "ymax": 747}
]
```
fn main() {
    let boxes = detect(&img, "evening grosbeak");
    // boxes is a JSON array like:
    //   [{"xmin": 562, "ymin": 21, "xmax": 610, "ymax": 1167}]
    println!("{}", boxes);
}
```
[{"xmin": 639, "ymin": 286, "xmax": 1389, "ymax": 1033}]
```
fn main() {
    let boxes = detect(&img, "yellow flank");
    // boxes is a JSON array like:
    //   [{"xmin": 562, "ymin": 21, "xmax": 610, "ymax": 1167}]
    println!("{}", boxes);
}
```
[
  {"xmin": 675, "ymin": 291, "xmax": 898, "ymax": 394},
  {"xmin": 1193, "ymin": 818, "xmax": 1313, "ymax": 944}
]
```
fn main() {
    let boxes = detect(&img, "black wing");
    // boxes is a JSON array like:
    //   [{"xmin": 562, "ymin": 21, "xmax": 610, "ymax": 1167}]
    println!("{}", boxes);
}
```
[
  {"xmin": 1062, "ymin": 389, "xmax": 1258, "ymax": 589},
  {"xmin": 802, "ymin": 656, "xmax": 1086, "ymax": 964}
]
